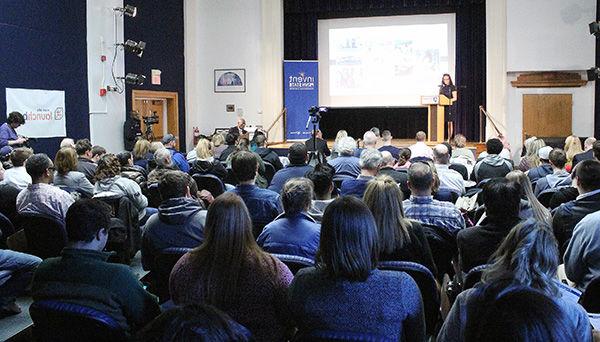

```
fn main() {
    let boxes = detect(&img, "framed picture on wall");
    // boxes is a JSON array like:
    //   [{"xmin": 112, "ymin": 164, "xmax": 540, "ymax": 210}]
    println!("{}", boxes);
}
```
[{"xmin": 214, "ymin": 69, "xmax": 246, "ymax": 93}]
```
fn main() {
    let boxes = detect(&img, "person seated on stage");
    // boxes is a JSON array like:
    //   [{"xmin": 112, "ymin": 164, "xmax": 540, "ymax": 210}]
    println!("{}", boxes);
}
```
[
  {"xmin": 527, "ymin": 145, "xmax": 553, "ymax": 183},
  {"xmin": 306, "ymin": 163, "xmax": 336, "ymax": 222},
  {"xmin": 572, "ymin": 137, "xmax": 596, "ymax": 168},
  {"xmin": 2, "ymin": 147, "xmax": 32, "ymax": 190},
  {"xmin": 403, "ymin": 162, "xmax": 465, "ymax": 236},
  {"xmin": 379, "ymin": 151, "xmax": 408, "ymax": 185},
  {"xmin": 257, "ymin": 178, "xmax": 321, "ymax": 260},
  {"xmin": 0, "ymin": 111, "xmax": 27, "ymax": 157},
  {"xmin": 533, "ymin": 148, "xmax": 571, "ymax": 196},
  {"xmin": 433, "ymin": 144, "xmax": 465, "ymax": 196},
  {"xmin": 457, "ymin": 179, "xmax": 522, "ymax": 273},
  {"xmin": 472, "ymin": 138, "xmax": 513, "ymax": 183},
  {"xmin": 117, "ymin": 151, "xmax": 147, "ymax": 186},
  {"xmin": 218, "ymin": 133, "xmax": 239, "ymax": 162},
  {"xmin": 408, "ymin": 131, "xmax": 433, "ymax": 161},
  {"xmin": 141, "ymin": 171, "xmax": 206, "ymax": 270},
  {"xmin": 53, "ymin": 147, "xmax": 94, "ymax": 198},
  {"xmin": 268, "ymin": 143, "xmax": 313, "ymax": 194},
  {"xmin": 229, "ymin": 151, "xmax": 282, "ymax": 237},
  {"xmin": 162, "ymin": 134, "xmax": 189, "ymax": 173},
  {"xmin": 396, "ymin": 148, "xmax": 412, "ymax": 170},
  {"xmin": 0, "ymin": 249, "xmax": 42, "ymax": 317},
  {"xmin": 552, "ymin": 160, "xmax": 600, "ymax": 258},
  {"xmin": 354, "ymin": 130, "xmax": 378, "ymax": 157},
  {"xmin": 304, "ymin": 129, "xmax": 331, "ymax": 157},
  {"xmin": 60, "ymin": 138, "xmax": 75, "ymax": 149},
  {"xmin": 91, "ymin": 145, "xmax": 107, "ymax": 163},
  {"xmin": 340, "ymin": 148, "xmax": 383, "ymax": 198},
  {"xmin": 378, "ymin": 130, "xmax": 400, "ymax": 160},
  {"xmin": 148, "ymin": 148, "xmax": 177, "ymax": 184},
  {"xmin": 328, "ymin": 136, "xmax": 361, "ymax": 179},
  {"xmin": 31, "ymin": 199, "xmax": 161, "ymax": 332},
  {"xmin": 188, "ymin": 138, "xmax": 228, "ymax": 181},
  {"xmin": 255, "ymin": 134, "xmax": 283, "ymax": 171},
  {"xmin": 75, "ymin": 139, "xmax": 98, "ymax": 183},
  {"xmin": 229, "ymin": 117, "xmax": 248, "ymax": 139},
  {"xmin": 17, "ymin": 153, "xmax": 75, "ymax": 224}
]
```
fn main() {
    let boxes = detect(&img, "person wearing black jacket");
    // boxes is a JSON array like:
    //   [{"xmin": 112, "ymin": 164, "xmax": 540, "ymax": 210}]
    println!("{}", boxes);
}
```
[
  {"xmin": 255, "ymin": 134, "xmax": 283, "ymax": 171},
  {"xmin": 304, "ymin": 129, "xmax": 331, "ymax": 157},
  {"xmin": 123, "ymin": 111, "xmax": 142, "ymax": 151}
]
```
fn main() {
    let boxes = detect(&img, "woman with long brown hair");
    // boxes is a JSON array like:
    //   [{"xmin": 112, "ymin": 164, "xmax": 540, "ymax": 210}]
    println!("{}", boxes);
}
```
[
  {"xmin": 53, "ymin": 147, "xmax": 94, "ymax": 197},
  {"xmin": 169, "ymin": 192, "xmax": 293, "ymax": 341}
]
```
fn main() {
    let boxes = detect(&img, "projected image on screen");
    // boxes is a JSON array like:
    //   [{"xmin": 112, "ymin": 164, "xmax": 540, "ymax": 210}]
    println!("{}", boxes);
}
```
[{"xmin": 319, "ymin": 14, "xmax": 455, "ymax": 107}]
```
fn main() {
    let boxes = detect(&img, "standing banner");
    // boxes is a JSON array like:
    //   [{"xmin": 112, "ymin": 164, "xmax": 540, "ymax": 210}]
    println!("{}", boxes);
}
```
[
  {"xmin": 6, "ymin": 88, "xmax": 66, "ymax": 138},
  {"xmin": 284, "ymin": 60, "xmax": 318, "ymax": 141}
]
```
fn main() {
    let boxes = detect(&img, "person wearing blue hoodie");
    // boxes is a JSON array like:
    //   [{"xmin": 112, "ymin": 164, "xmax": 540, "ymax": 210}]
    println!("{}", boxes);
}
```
[
  {"xmin": 534, "ymin": 148, "xmax": 572, "ymax": 196},
  {"xmin": 141, "ymin": 171, "xmax": 206, "ymax": 270}
]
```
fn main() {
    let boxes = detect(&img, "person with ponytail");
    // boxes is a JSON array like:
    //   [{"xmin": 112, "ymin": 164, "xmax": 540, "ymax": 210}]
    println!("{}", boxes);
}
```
[{"xmin": 505, "ymin": 170, "xmax": 551, "ymax": 223}]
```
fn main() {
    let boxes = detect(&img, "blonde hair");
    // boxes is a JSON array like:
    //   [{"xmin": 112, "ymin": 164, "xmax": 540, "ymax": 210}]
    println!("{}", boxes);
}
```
[
  {"xmin": 525, "ymin": 139, "xmax": 546, "ymax": 168},
  {"xmin": 564, "ymin": 135, "xmax": 583, "ymax": 163},
  {"xmin": 212, "ymin": 133, "xmax": 225, "ymax": 147},
  {"xmin": 150, "ymin": 141, "xmax": 165, "ymax": 153},
  {"xmin": 195, "ymin": 138, "xmax": 213, "ymax": 159},
  {"xmin": 132, "ymin": 139, "xmax": 150, "ymax": 160},
  {"xmin": 335, "ymin": 130, "xmax": 348, "ymax": 144},
  {"xmin": 506, "ymin": 170, "xmax": 551, "ymax": 224},
  {"xmin": 453, "ymin": 134, "xmax": 467, "ymax": 148}
]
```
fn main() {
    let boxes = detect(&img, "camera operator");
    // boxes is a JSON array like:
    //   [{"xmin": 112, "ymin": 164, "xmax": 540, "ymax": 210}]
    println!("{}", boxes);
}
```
[
  {"xmin": 123, "ymin": 111, "xmax": 142, "ymax": 151},
  {"xmin": 0, "ymin": 111, "xmax": 28, "ymax": 157}
]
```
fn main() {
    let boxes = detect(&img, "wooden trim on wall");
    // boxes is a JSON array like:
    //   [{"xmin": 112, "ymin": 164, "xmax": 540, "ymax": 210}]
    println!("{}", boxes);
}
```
[{"xmin": 511, "ymin": 72, "xmax": 587, "ymax": 88}]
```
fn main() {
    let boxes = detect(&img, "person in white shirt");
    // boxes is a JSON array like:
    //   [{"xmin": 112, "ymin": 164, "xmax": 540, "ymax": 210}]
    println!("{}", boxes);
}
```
[
  {"xmin": 2, "ymin": 147, "xmax": 33, "ymax": 190},
  {"xmin": 433, "ymin": 144, "xmax": 465, "ymax": 196},
  {"xmin": 408, "ymin": 131, "xmax": 434, "ymax": 160}
]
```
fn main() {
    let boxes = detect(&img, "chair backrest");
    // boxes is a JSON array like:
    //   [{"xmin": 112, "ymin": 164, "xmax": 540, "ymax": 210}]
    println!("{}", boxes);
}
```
[
  {"xmin": 144, "ymin": 182, "xmax": 162, "ymax": 208},
  {"xmin": 152, "ymin": 247, "xmax": 192, "ymax": 302},
  {"xmin": 297, "ymin": 329, "xmax": 392, "ymax": 342},
  {"xmin": 463, "ymin": 264, "xmax": 489, "ymax": 290},
  {"xmin": 271, "ymin": 253, "xmax": 314, "ymax": 275},
  {"xmin": 377, "ymin": 260, "xmax": 441, "ymax": 336},
  {"xmin": 95, "ymin": 195, "xmax": 141, "ymax": 264},
  {"xmin": 420, "ymin": 223, "xmax": 457, "ymax": 281},
  {"xmin": 0, "ymin": 211, "xmax": 15, "ymax": 242},
  {"xmin": 18, "ymin": 213, "xmax": 66, "ymax": 259},
  {"xmin": 434, "ymin": 189, "xmax": 459, "ymax": 203},
  {"xmin": 263, "ymin": 161, "xmax": 276, "ymax": 185},
  {"xmin": 579, "ymin": 276, "xmax": 600, "ymax": 312},
  {"xmin": 192, "ymin": 173, "xmax": 225, "ymax": 197},
  {"xmin": 30, "ymin": 300, "xmax": 128, "ymax": 341},
  {"xmin": 537, "ymin": 187, "xmax": 561, "ymax": 208},
  {"xmin": 449, "ymin": 163, "xmax": 469, "ymax": 180}
]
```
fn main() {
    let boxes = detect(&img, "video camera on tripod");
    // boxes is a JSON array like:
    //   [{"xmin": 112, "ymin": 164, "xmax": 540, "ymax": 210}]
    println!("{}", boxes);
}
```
[{"xmin": 142, "ymin": 112, "xmax": 159, "ymax": 140}]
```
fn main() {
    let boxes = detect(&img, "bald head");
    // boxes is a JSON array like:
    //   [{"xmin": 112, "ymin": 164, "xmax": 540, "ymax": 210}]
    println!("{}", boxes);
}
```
[
  {"xmin": 416, "ymin": 131, "xmax": 427, "ymax": 142},
  {"xmin": 237, "ymin": 117, "xmax": 246, "ymax": 129},
  {"xmin": 381, "ymin": 151, "xmax": 395, "ymax": 166},
  {"xmin": 433, "ymin": 144, "xmax": 450, "ymax": 164},
  {"xmin": 363, "ymin": 131, "xmax": 377, "ymax": 147}
]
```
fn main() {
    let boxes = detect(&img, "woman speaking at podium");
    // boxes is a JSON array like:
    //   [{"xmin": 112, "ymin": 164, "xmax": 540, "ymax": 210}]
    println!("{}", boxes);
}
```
[{"xmin": 439, "ymin": 73, "xmax": 458, "ymax": 140}]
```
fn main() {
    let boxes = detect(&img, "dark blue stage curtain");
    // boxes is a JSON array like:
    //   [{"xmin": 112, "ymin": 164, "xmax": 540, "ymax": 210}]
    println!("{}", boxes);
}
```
[
  {"xmin": 595, "ymin": 5, "xmax": 600, "ymax": 137},
  {"xmin": 284, "ymin": 0, "xmax": 486, "ymax": 141},
  {"xmin": 0, "ymin": 0, "xmax": 90, "ymax": 155},
  {"xmin": 124, "ymin": 0, "xmax": 186, "ymax": 151}
]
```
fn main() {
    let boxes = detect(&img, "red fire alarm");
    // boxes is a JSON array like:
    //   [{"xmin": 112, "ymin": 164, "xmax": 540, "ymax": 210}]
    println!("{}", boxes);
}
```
[{"xmin": 99, "ymin": 88, "xmax": 107, "ymax": 96}]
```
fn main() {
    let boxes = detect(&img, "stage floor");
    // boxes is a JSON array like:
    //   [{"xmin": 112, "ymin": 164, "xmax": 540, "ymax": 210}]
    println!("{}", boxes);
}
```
[{"xmin": 269, "ymin": 139, "xmax": 482, "ymax": 149}]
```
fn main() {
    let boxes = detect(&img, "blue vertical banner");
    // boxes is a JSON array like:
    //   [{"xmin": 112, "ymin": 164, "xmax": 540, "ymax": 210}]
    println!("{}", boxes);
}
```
[{"xmin": 283, "ymin": 60, "xmax": 318, "ymax": 141}]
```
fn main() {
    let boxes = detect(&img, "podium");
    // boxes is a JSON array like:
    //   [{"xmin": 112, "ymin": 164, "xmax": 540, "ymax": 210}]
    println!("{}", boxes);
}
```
[{"xmin": 421, "ymin": 95, "xmax": 451, "ymax": 142}]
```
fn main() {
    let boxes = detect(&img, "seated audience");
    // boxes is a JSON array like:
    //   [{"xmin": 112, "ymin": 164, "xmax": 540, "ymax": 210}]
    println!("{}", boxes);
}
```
[
  {"xmin": 433, "ymin": 144, "xmax": 465, "ymax": 196},
  {"xmin": 565, "ymin": 207, "xmax": 600, "ymax": 290},
  {"xmin": 408, "ymin": 131, "xmax": 433, "ymax": 160},
  {"xmin": 169, "ymin": 193, "xmax": 292, "ymax": 342},
  {"xmin": 75, "ymin": 139, "xmax": 98, "ymax": 183},
  {"xmin": 59, "ymin": 138, "xmax": 75, "ymax": 149},
  {"xmin": 304, "ymin": 129, "xmax": 331, "ymax": 157},
  {"xmin": 188, "ymin": 138, "xmax": 227, "ymax": 180},
  {"xmin": 227, "ymin": 138, "xmax": 269, "ymax": 189},
  {"xmin": 370, "ymin": 127, "xmax": 383, "ymax": 148},
  {"xmin": 363, "ymin": 176, "xmax": 437, "ymax": 277},
  {"xmin": 396, "ymin": 147, "xmax": 412, "ymax": 169},
  {"xmin": 257, "ymin": 178, "xmax": 320, "ymax": 260},
  {"xmin": 505, "ymin": 170, "xmax": 550, "ymax": 223},
  {"xmin": 211, "ymin": 133, "xmax": 227, "ymax": 160},
  {"xmin": 0, "ymin": 111, "xmax": 26, "ymax": 156},
  {"xmin": 268, "ymin": 143, "xmax": 313, "ymax": 194},
  {"xmin": 330, "ymin": 129, "xmax": 348, "ymax": 158},
  {"xmin": 478, "ymin": 134, "xmax": 512, "ymax": 160},
  {"xmin": 132, "ymin": 139, "xmax": 153, "ymax": 171},
  {"xmin": 117, "ymin": 151, "xmax": 147, "ymax": 185},
  {"xmin": 0, "ymin": 182, "xmax": 20, "ymax": 223},
  {"xmin": 450, "ymin": 134, "xmax": 475, "ymax": 162},
  {"xmin": 473, "ymin": 138, "xmax": 513, "ymax": 183},
  {"xmin": 31, "ymin": 199, "xmax": 160, "ymax": 332},
  {"xmin": 2, "ymin": 147, "xmax": 32, "ymax": 190},
  {"xmin": 527, "ymin": 146, "xmax": 553, "ymax": 183},
  {"xmin": 306, "ymin": 163, "xmax": 336, "ymax": 221},
  {"xmin": 0, "ymin": 250, "xmax": 41, "ymax": 317},
  {"xmin": 572, "ymin": 136, "xmax": 596, "ymax": 167},
  {"xmin": 93, "ymin": 153, "xmax": 150, "ymax": 222},
  {"xmin": 463, "ymin": 285, "xmax": 580, "ymax": 342},
  {"xmin": 354, "ymin": 130, "xmax": 377, "ymax": 157},
  {"xmin": 17, "ymin": 153, "xmax": 75, "ymax": 223},
  {"xmin": 340, "ymin": 148, "xmax": 382, "ymax": 198},
  {"xmin": 328, "ymin": 136, "xmax": 361, "ymax": 179},
  {"xmin": 553, "ymin": 160, "xmax": 600, "ymax": 256},
  {"xmin": 518, "ymin": 137, "xmax": 545, "ymax": 172},
  {"xmin": 378, "ymin": 130, "xmax": 400, "ymax": 160},
  {"xmin": 135, "ymin": 304, "xmax": 253, "ymax": 341},
  {"xmin": 379, "ymin": 151, "xmax": 408, "ymax": 185},
  {"xmin": 289, "ymin": 196, "xmax": 425, "ymax": 341},
  {"xmin": 255, "ymin": 134, "xmax": 283, "ymax": 171},
  {"xmin": 148, "ymin": 149, "xmax": 177, "ymax": 184},
  {"xmin": 457, "ymin": 179, "xmax": 522, "ymax": 272},
  {"xmin": 533, "ymin": 148, "xmax": 571, "ymax": 196},
  {"xmin": 91, "ymin": 145, "xmax": 106, "ymax": 163},
  {"xmin": 141, "ymin": 171, "xmax": 206, "ymax": 270},
  {"xmin": 403, "ymin": 162, "xmax": 465, "ymax": 236},
  {"xmin": 162, "ymin": 134, "xmax": 189, "ymax": 172},
  {"xmin": 564, "ymin": 135, "xmax": 583, "ymax": 171},
  {"xmin": 229, "ymin": 151, "xmax": 282, "ymax": 236},
  {"xmin": 53, "ymin": 147, "xmax": 94, "ymax": 198},
  {"xmin": 218, "ymin": 133, "xmax": 238, "ymax": 162},
  {"xmin": 438, "ymin": 220, "xmax": 591, "ymax": 342}
]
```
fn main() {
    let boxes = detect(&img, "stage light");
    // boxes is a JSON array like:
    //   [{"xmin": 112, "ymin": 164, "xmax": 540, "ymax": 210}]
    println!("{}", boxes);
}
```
[
  {"xmin": 114, "ymin": 4, "xmax": 137, "ymax": 17},
  {"xmin": 587, "ymin": 67, "xmax": 600, "ymax": 81},
  {"xmin": 119, "ymin": 73, "xmax": 146, "ymax": 85},
  {"xmin": 121, "ymin": 39, "xmax": 146, "ymax": 58},
  {"xmin": 590, "ymin": 21, "xmax": 600, "ymax": 37}
]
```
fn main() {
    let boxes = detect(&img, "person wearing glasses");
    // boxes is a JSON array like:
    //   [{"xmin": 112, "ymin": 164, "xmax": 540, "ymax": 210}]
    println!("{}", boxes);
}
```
[{"xmin": 16, "ymin": 153, "xmax": 75, "ymax": 224}]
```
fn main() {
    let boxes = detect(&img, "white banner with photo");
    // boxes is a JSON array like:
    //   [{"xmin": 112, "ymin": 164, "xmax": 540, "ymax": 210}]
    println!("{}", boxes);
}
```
[{"xmin": 5, "ymin": 88, "xmax": 67, "ymax": 138}]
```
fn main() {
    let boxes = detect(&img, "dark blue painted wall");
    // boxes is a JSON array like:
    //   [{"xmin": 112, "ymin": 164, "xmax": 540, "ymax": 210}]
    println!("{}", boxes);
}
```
[{"xmin": 0, "ymin": 0, "xmax": 90, "ymax": 156}]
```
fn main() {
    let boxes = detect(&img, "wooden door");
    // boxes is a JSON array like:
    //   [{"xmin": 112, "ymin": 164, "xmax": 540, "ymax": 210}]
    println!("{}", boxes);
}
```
[
  {"xmin": 131, "ymin": 90, "xmax": 179, "ymax": 150},
  {"xmin": 522, "ymin": 94, "xmax": 572, "ymax": 140}
]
